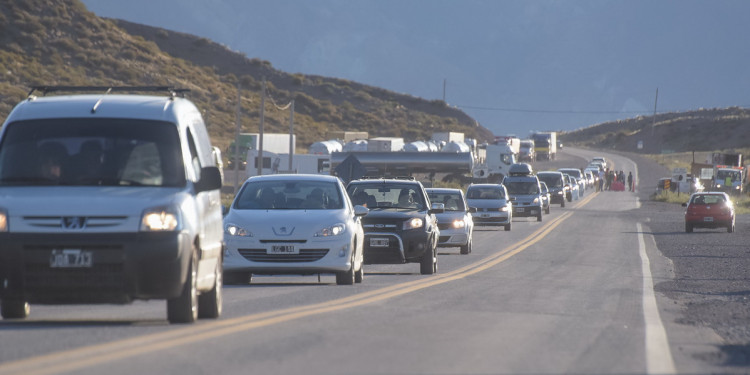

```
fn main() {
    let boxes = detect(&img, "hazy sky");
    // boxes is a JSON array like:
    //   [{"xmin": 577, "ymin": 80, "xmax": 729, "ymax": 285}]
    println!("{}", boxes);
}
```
[{"xmin": 83, "ymin": 0, "xmax": 750, "ymax": 136}]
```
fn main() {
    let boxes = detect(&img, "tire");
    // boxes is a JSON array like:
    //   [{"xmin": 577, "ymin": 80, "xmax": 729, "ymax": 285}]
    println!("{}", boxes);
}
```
[
  {"xmin": 1, "ymin": 299, "xmax": 30, "ymax": 319},
  {"xmin": 336, "ymin": 253, "xmax": 355, "ymax": 285},
  {"xmin": 545, "ymin": 205, "xmax": 550, "ymax": 214},
  {"xmin": 728, "ymin": 219, "xmax": 735, "ymax": 233},
  {"xmin": 537, "ymin": 212, "xmax": 543, "ymax": 222},
  {"xmin": 460, "ymin": 239, "xmax": 471, "ymax": 255},
  {"xmin": 223, "ymin": 271, "xmax": 251, "ymax": 285},
  {"xmin": 420, "ymin": 243, "xmax": 436, "ymax": 275},
  {"xmin": 355, "ymin": 262, "xmax": 364, "ymax": 283},
  {"xmin": 167, "ymin": 248, "xmax": 198, "ymax": 324},
  {"xmin": 685, "ymin": 223, "xmax": 693, "ymax": 233},
  {"xmin": 561, "ymin": 199, "xmax": 565, "ymax": 208},
  {"xmin": 505, "ymin": 222, "xmax": 511, "ymax": 231},
  {"xmin": 198, "ymin": 259, "xmax": 223, "ymax": 319}
]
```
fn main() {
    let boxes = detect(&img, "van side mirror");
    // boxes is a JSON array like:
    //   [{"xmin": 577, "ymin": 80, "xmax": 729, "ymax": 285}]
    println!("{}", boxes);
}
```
[{"xmin": 195, "ymin": 166, "xmax": 223, "ymax": 193}]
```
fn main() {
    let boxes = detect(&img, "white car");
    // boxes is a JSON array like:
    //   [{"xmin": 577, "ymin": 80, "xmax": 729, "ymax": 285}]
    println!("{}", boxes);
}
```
[
  {"xmin": 223, "ymin": 174, "xmax": 368, "ymax": 285},
  {"xmin": 466, "ymin": 183, "xmax": 512, "ymax": 231},
  {"xmin": 426, "ymin": 188, "xmax": 474, "ymax": 254}
]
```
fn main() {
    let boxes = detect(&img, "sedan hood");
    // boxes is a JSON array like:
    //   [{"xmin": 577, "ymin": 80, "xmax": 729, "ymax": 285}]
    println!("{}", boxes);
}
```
[
  {"xmin": 466, "ymin": 198, "xmax": 508, "ymax": 209},
  {"xmin": 225, "ymin": 208, "xmax": 348, "ymax": 239}
]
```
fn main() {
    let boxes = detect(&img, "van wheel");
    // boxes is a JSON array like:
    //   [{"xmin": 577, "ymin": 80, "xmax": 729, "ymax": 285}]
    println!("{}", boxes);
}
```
[
  {"xmin": 198, "ymin": 259, "xmax": 223, "ymax": 319},
  {"xmin": 167, "ymin": 248, "xmax": 198, "ymax": 324},
  {"xmin": 537, "ymin": 212, "xmax": 543, "ymax": 222},
  {"xmin": 420, "ymin": 245, "xmax": 436, "ymax": 275},
  {"xmin": 1, "ymin": 299, "xmax": 30, "ymax": 319}
]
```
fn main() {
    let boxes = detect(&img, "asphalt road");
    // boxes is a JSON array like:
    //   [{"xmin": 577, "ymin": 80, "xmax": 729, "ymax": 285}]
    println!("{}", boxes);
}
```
[{"xmin": 0, "ymin": 148, "xmax": 747, "ymax": 374}]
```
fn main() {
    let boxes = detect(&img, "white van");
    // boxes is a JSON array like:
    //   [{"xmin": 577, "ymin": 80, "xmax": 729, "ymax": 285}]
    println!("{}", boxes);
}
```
[{"xmin": 0, "ymin": 86, "xmax": 224, "ymax": 323}]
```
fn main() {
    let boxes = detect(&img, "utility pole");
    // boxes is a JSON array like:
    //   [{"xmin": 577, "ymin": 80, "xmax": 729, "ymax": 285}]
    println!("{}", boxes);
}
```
[
  {"xmin": 443, "ymin": 78, "xmax": 446, "ymax": 102},
  {"xmin": 257, "ymin": 78, "xmax": 266, "ymax": 177},
  {"xmin": 651, "ymin": 87, "xmax": 659, "ymax": 139},
  {"xmin": 233, "ymin": 82, "xmax": 241, "ymax": 194},
  {"xmin": 289, "ymin": 99, "xmax": 295, "ymax": 172}
]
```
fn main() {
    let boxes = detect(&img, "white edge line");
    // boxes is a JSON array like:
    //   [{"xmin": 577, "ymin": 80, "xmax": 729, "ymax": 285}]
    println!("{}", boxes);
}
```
[{"xmin": 637, "ymin": 222, "xmax": 676, "ymax": 374}]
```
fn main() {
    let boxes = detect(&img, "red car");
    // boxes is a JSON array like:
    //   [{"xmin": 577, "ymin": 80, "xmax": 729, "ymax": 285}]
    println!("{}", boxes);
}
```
[{"xmin": 683, "ymin": 192, "xmax": 735, "ymax": 233}]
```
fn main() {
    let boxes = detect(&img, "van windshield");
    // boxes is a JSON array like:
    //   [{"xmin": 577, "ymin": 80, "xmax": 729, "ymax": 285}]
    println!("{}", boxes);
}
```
[{"xmin": 0, "ymin": 118, "xmax": 186, "ymax": 187}]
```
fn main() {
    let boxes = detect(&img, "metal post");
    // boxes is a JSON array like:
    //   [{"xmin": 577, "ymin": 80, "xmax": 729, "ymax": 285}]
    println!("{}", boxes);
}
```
[
  {"xmin": 233, "ymin": 82, "xmax": 241, "ymax": 194},
  {"xmin": 289, "ymin": 99, "xmax": 295, "ymax": 172},
  {"xmin": 257, "ymin": 78, "xmax": 266, "ymax": 177}
]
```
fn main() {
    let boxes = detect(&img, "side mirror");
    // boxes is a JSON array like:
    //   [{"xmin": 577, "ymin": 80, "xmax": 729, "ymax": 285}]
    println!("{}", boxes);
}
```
[
  {"xmin": 469, "ymin": 207, "xmax": 477, "ymax": 213},
  {"xmin": 195, "ymin": 166, "xmax": 223, "ymax": 193},
  {"xmin": 429, "ymin": 202, "xmax": 445, "ymax": 214},
  {"xmin": 354, "ymin": 205, "xmax": 369, "ymax": 217}
]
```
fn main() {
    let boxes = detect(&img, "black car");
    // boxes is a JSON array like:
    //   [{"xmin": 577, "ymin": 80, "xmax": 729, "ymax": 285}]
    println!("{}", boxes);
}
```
[
  {"xmin": 347, "ymin": 178, "xmax": 443, "ymax": 275},
  {"xmin": 537, "ymin": 171, "xmax": 567, "ymax": 207}
]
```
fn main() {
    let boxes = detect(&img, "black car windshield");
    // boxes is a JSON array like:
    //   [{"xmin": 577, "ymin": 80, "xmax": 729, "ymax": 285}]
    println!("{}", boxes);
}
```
[
  {"xmin": 504, "ymin": 181, "xmax": 539, "ymax": 195},
  {"xmin": 466, "ymin": 186, "xmax": 504, "ymax": 200},
  {"xmin": 537, "ymin": 174, "xmax": 563, "ymax": 188},
  {"xmin": 347, "ymin": 183, "xmax": 425, "ymax": 210},
  {"xmin": 427, "ymin": 192, "xmax": 465, "ymax": 212},
  {"xmin": 235, "ymin": 180, "xmax": 343, "ymax": 210},
  {"xmin": 0, "ymin": 118, "xmax": 185, "ymax": 187}
]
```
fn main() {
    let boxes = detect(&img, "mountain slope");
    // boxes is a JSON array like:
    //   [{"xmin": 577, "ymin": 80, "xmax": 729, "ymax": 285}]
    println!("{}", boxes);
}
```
[{"xmin": 0, "ymin": 0, "xmax": 492, "ymax": 151}]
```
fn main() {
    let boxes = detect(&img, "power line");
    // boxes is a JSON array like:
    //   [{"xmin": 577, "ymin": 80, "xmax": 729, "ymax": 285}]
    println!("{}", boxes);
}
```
[{"xmin": 454, "ymin": 104, "xmax": 650, "ymax": 115}]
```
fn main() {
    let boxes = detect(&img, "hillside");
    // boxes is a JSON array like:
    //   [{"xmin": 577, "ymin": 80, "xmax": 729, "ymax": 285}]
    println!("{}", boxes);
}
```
[
  {"xmin": 0, "ymin": 0, "xmax": 493, "ymax": 152},
  {"xmin": 560, "ymin": 107, "xmax": 750, "ymax": 154}
]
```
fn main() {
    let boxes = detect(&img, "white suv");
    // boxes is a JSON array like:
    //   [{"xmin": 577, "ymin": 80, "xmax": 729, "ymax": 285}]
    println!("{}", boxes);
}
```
[{"xmin": 0, "ymin": 86, "xmax": 224, "ymax": 323}]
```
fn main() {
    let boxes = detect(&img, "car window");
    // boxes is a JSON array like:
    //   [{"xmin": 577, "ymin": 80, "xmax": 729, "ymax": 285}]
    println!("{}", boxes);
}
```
[
  {"xmin": 348, "ymin": 183, "xmax": 425, "ymax": 210},
  {"xmin": 466, "ymin": 186, "xmax": 504, "ymax": 199},
  {"xmin": 427, "ymin": 192, "xmax": 465, "ymax": 212},
  {"xmin": 0, "ymin": 118, "xmax": 185, "ymax": 187},
  {"xmin": 504, "ymin": 181, "xmax": 539, "ymax": 195},
  {"xmin": 691, "ymin": 195, "xmax": 726, "ymax": 205},
  {"xmin": 235, "ymin": 180, "xmax": 343, "ymax": 210}
]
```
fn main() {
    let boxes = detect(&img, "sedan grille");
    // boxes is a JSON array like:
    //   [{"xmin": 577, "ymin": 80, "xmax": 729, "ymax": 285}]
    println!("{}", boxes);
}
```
[{"xmin": 238, "ymin": 248, "xmax": 329, "ymax": 263}]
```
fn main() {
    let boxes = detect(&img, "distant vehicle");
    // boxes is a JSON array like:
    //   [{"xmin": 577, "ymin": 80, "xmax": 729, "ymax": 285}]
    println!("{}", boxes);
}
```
[
  {"xmin": 223, "ymin": 174, "xmax": 367, "ymax": 285},
  {"xmin": 562, "ymin": 174, "xmax": 578, "ymax": 202},
  {"xmin": 591, "ymin": 157, "xmax": 607, "ymax": 169},
  {"xmin": 537, "ymin": 171, "xmax": 567, "ymax": 207},
  {"xmin": 502, "ymin": 173, "xmax": 544, "ymax": 222},
  {"xmin": 682, "ymin": 192, "xmax": 735, "ymax": 233},
  {"xmin": 530, "ymin": 132, "xmax": 557, "ymax": 160},
  {"xmin": 712, "ymin": 166, "xmax": 743, "ymax": 195},
  {"xmin": 346, "ymin": 178, "xmax": 442, "ymax": 275},
  {"xmin": 466, "ymin": 183, "xmax": 512, "ymax": 231},
  {"xmin": 518, "ymin": 140, "xmax": 535, "ymax": 162},
  {"xmin": 472, "ymin": 143, "xmax": 517, "ymax": 183},
  {"xmin": 426, "ymin": 188, "xmax": 474, "ymax": 254},
  {"xmin": 558, "ymin": 168, "xmax": 586, "ymax": 192},
  {"xmin": 539, "ymin": 181, "xmax": 551, "ymax": 214},
  {"xmin": 0, "ymin": 86, "xmax": 224, "ymax": 323},
  {"xmin": 227, "ymin": 133, "xmax": 295, "ymax": 170}
]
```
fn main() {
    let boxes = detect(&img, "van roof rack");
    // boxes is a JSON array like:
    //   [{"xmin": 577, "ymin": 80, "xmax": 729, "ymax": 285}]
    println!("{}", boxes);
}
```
[{"xmin": 27, "ymin": 86, "xmax": 190, "ymax": 98}]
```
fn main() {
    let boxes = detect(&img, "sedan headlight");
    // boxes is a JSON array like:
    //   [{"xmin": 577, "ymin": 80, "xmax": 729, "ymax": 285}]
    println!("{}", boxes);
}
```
[
  {"xmin": 0, "ymin": 209, "xmax": 7, "ymax": 232},
  {"xmin": 533, "ymin": 198, "xmax": 539, "ymax": 204},
  {"xmin": 403, "ymin": 217, "xmax": 424, "ymax": 230},
  {"xmin": 452, "ymin": 219, "xmax": 466, "ymax": 229},
  {"xmin": 499, "ymin": 206, "xmax": 509, "ymax": 212},
  {"xmin": 140, "ymin": 207, "xmax": 180, "ymax": 232},
  {"xmin": 224, "ymin": 223, "xmax": 253, "ymax": 237},
  {"xmin": 315, "ymin": 223, "xmax": 346, "ymax": 237}
]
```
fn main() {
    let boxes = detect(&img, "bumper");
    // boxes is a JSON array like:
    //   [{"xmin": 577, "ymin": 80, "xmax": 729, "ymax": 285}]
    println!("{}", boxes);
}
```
[
  {"xmin": 471, "ymin": 212, "xmax": 510, "ymax": 226},
  {"xmin": 437, "ymin": 227, "xmax": 469, "ymax": 247},
  {"xmin": 224, "ymin": 236, "xmax": 353, "ymax": 274},
  {"xmin": 361, "ymin": 229, "xmax": 431, "ymax": 264},
  {"xmin": 513, "ymin": 205, "xmax": 542, "ymax": 217},
  {"xmin": 685, "ymin": 216, "xmax": 733, "ymax": 229},
  {"xmin": 0, "ymin": 232, "xmax": 190, "ymax": 304}
]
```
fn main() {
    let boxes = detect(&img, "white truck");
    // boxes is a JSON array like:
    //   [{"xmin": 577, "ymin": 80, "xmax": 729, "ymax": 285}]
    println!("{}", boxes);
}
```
[
  {"xmin": 227, "ymin": 133, "xmax": 295, "ymax": 170},
  {"xmin": 367, "ymin": 137, "xmax": 405, "ymax": 152},
  {"xmin": 472, "ymin": 143, "xmax": 517, "ymax": 183},
  {"xmin": 432, "ymin": 132, "xmax": 465, "ymax": 144},
  {"xmin": 246, "ymin": 150, "xmax": 330, "ymax": 177},
  {"xmin": 530, "ymin": 132, "xmax": 557, "ymax": 160}
]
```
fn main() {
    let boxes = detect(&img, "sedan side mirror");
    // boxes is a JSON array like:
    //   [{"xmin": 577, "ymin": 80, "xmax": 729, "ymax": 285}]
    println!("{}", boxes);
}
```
[
  {"xmin": 354, "ymin": 205, "xmax": 369, "ymax": 217},
  {"xmin": 430, "ymin": 202, "xmax": 445, "ymax": 214}
]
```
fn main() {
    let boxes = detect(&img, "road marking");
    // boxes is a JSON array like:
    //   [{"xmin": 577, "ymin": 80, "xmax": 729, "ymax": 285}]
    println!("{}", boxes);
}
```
[
  {"xmin": 1, "ymin": 210, "xmax": 579, "ymax": 375},
  {"xmin": 637, "ymin": 222, "xmax": 676, "ymax": 374}
]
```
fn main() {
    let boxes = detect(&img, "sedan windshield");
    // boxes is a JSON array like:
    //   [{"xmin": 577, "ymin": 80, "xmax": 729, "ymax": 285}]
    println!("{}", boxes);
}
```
[
  {"xmin": 427, "ymin": 192, "xmax": 466, "ymax": 212},
  {"xmin": 347, "ymin": 184, "xmax": 425, "ymax": 210},
  {"xmin": 235, "ymin": 180, "xmax": 343, "ymax": 209},
  {"xmin": 504, "ymin": 181, "xmax": 539, "ymax": 195},
  {"xmin": 466, "ymin": 186, "xmax": 504, "ymax": 199}
]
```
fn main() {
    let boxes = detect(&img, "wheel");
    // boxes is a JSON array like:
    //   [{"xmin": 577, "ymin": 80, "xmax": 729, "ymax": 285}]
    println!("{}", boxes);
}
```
[
  {"xmin": 561, "ymin": 199, "xmax": 565, "ymax": 208},
  {"xmin": 336, "ymin": 253, "xmax": 355, "ymax": 285},
  {"xmin": 420, "ymin": 243, "xmax": 436, "ymax": 275},
  {"xmin": 505, "ymin": 222, "xmax": 511, "ymax": 231},
  {"xmin": 537, "ymin": 212, "xmax": 543, "ymax": 222},
  {"xmin": 223, "ymin": 271, "xmax": 251, "ymax": 285},
  {"xmin": 198, "ymin": 259, "xmax": 223, "ymax": 319},
  {"xmin": 566, "ymin": 192, "xmax": 572, "ymax": 202},
  {"xmin": 460, "ymin": 239, "xmax": 471, "ymax": 255},
  {"xmin": 728, "ymin": 219, "xmax": 735, "ymax": 233},
  {"xmin": 167, "ymin": 248, "xmax": 198, "ymax": 324},
  {"xmin": 355, "ymin": 262, "xmax": 364, "ymax": 283},
  {"xmin": 545, "ymin": 205, "xmax": 550, "ymax": 214},
  {"xmin": 1, "ymin": 299, "xmax": 30, "ymax": 319},
  {"xmin": 685, "ymin": 223, "xmax": 693, "ymax": 233}
]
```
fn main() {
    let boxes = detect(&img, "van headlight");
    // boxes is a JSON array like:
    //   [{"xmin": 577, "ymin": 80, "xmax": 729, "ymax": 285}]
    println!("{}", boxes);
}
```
[
  {"xmin": 225, "ymin": 223, "xmax": 253, "ymax": 237},
  {"xmin": 0, "ymin": 209, "xmax": 7, "ymax": 232},
  {"xmin": 403, "ymin": 218, "xmax": 424, "ymax": 230},
  {"xmin": 452, "ymin": 219, "xmax": 466, "ymax": 229},
  {"xmin": 315, "ymin": 223, "xmax": 346, "ymax": 237},
  {"xmin": 140, "ymin": 207, "xmax": 180, "ymax": 232}
]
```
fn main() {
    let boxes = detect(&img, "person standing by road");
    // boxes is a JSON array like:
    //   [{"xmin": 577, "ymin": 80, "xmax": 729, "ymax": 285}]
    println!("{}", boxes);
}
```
[{"xmin": 627, "ymin": 172, "xmax": 633, "ymax": 191}]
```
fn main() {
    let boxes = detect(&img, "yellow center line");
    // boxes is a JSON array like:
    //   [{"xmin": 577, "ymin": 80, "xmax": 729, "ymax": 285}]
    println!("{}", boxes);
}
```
[{"xmin": 0, "ymin": 193, "xmax": 599, "ymax": 375}]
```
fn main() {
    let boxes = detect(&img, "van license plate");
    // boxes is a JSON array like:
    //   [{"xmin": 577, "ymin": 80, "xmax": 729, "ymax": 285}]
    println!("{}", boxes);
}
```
[
  {"xmin": 50, "ymin": 249, "xmax": 93, "ymax": 268},
  {"xmin": 370, "ymin": 238, "xmax": 389, "ymax": 247},
  {"xmin": 269, "ymin": 245, "xmax": 298, "ymax": 254}
]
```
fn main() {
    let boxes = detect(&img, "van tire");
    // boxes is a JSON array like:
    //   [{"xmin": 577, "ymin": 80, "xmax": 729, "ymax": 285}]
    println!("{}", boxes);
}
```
[
  {"xmin": 168, "ymin": 249, "xmax": 198, "ymax": 324},
  {"xmin": 1, "ymin": 299, "xmax": 30, "ymax": 319},
  {"xmin": 198, "ymin": 259, "xmax": 223, "ymax": 319}
]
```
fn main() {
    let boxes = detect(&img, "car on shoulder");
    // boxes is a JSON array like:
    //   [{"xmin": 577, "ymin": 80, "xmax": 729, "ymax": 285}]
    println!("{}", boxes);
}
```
[
  {"xmin": 346, "ymin": 178, "xmax": 442, "ymax": 275},
  {"xmin": 466, "ymin": 183, "xmax": 512, "ymax": 231},
  {"xmin": 539, "ymin": 181, "xmax": 551, "ymax": 214},
  {"xmin": 223, "ymin": 174, "xmax": 368, "ymax": 285},
  {"xmin": 682, "ymin": 192, "xmax": 735, "ymax": 233},
  {"xmin": 426, "ymin": 188, "xmax": 474, "ymax": 254},
  {"xmin": 537, "ymin": 171, "xmax": 567, "ymax": 207}
]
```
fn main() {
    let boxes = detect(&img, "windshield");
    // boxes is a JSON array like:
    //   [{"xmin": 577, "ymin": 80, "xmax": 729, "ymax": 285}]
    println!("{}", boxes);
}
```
[
  {"xmin": 504, "ymin": 181, "xmax": 539, "ymax": 195},
  {"xmin": 538, "ymin": 174, "xmax": 563, "ymax": 188},
  {"xmin": 235, "ymin": 180, "xmax": 343, "ymax": 209},
  {"xmin": 466, "ymin": 186, "xmax": 505, "ymax": 200},
  {"xmin": 347, "ymin": 183, "xmax": 425, "ymax": 210},
  {"xmin": 427, "ymin": 191, "xmax": 465, "ymax": 212},
  {"xmin": 0, "ymin": 118, "xmax": 185, "ymax": 187}
]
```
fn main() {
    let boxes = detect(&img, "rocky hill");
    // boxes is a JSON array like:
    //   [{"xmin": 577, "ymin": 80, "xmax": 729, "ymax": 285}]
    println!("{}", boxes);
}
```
[
  {"xmin": 560, "ymin": 107, "xmax": 750, "ymax": 154},
  {"xmin": 0, "ymin": 0, "xmax": 493, "ymax": 151}
]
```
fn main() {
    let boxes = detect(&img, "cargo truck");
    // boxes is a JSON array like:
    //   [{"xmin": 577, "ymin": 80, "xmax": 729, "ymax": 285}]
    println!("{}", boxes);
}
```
[
  {"xmin": 227, "ymin": 133, "xmax": 295, "ymax": 170},
  {"xmin": 530, "ymin": 132, "xmax": 557, "ymax": 160}
]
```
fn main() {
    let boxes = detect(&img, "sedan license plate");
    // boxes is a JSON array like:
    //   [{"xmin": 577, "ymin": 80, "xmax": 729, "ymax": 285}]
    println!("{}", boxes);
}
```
[
  {"xmin": 481, "ymin": 213, "xmax": 490, "ymax": 218},
  {"xmin": 269, "ymin": 245, "xmax": 298, "ymax": 255},
  {"xmin": 370, "ymin": 238, "xmax": 389, "ymax": 247},
  {"xmin": 50, "ymin": 249, "xmax": 93, "ymax": 268},
  {"xmin": 516, "ymin": 207, "xmax": 525, "ymax": 213},
  {"xmin": 703, "ymin": 217, "xmax": 714, "ymax": 222}
]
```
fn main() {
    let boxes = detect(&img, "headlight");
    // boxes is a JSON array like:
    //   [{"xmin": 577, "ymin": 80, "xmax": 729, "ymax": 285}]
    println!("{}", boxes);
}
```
[
  {"xmin": 403, "ymin": 217, "xmax": 424, "ymax": 230},
  {"xmin": 140, "ymin": 207, "xmax": 180, "ymax": 231},
  {"xmin": 533, "ymin": 198, "xmax": 539, "ymax": 204},
  {"xmin": 224, "ymin": 223, "xmax": 253, "ymax": 237},
  {"xmin": 452, "ymin": 219, "xmax": 466, "ymax": 229},
  {"xmin": 716, "ymin": 184, "xmax": 721, "ymax": 188},
  {"xmin": 0, "ymin": 209, "xmax": 7, "ymax": 232},
  {"xmin": 499, "ymin": 206, "xmax": 509, "ymax": 212},
  {"xmin": 735, "ymin": 186, "xmax": 740, "ymax": 190},
  {"xmin": 315, "ymin": 223, "xmax": 346, "ymax": 237}
]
